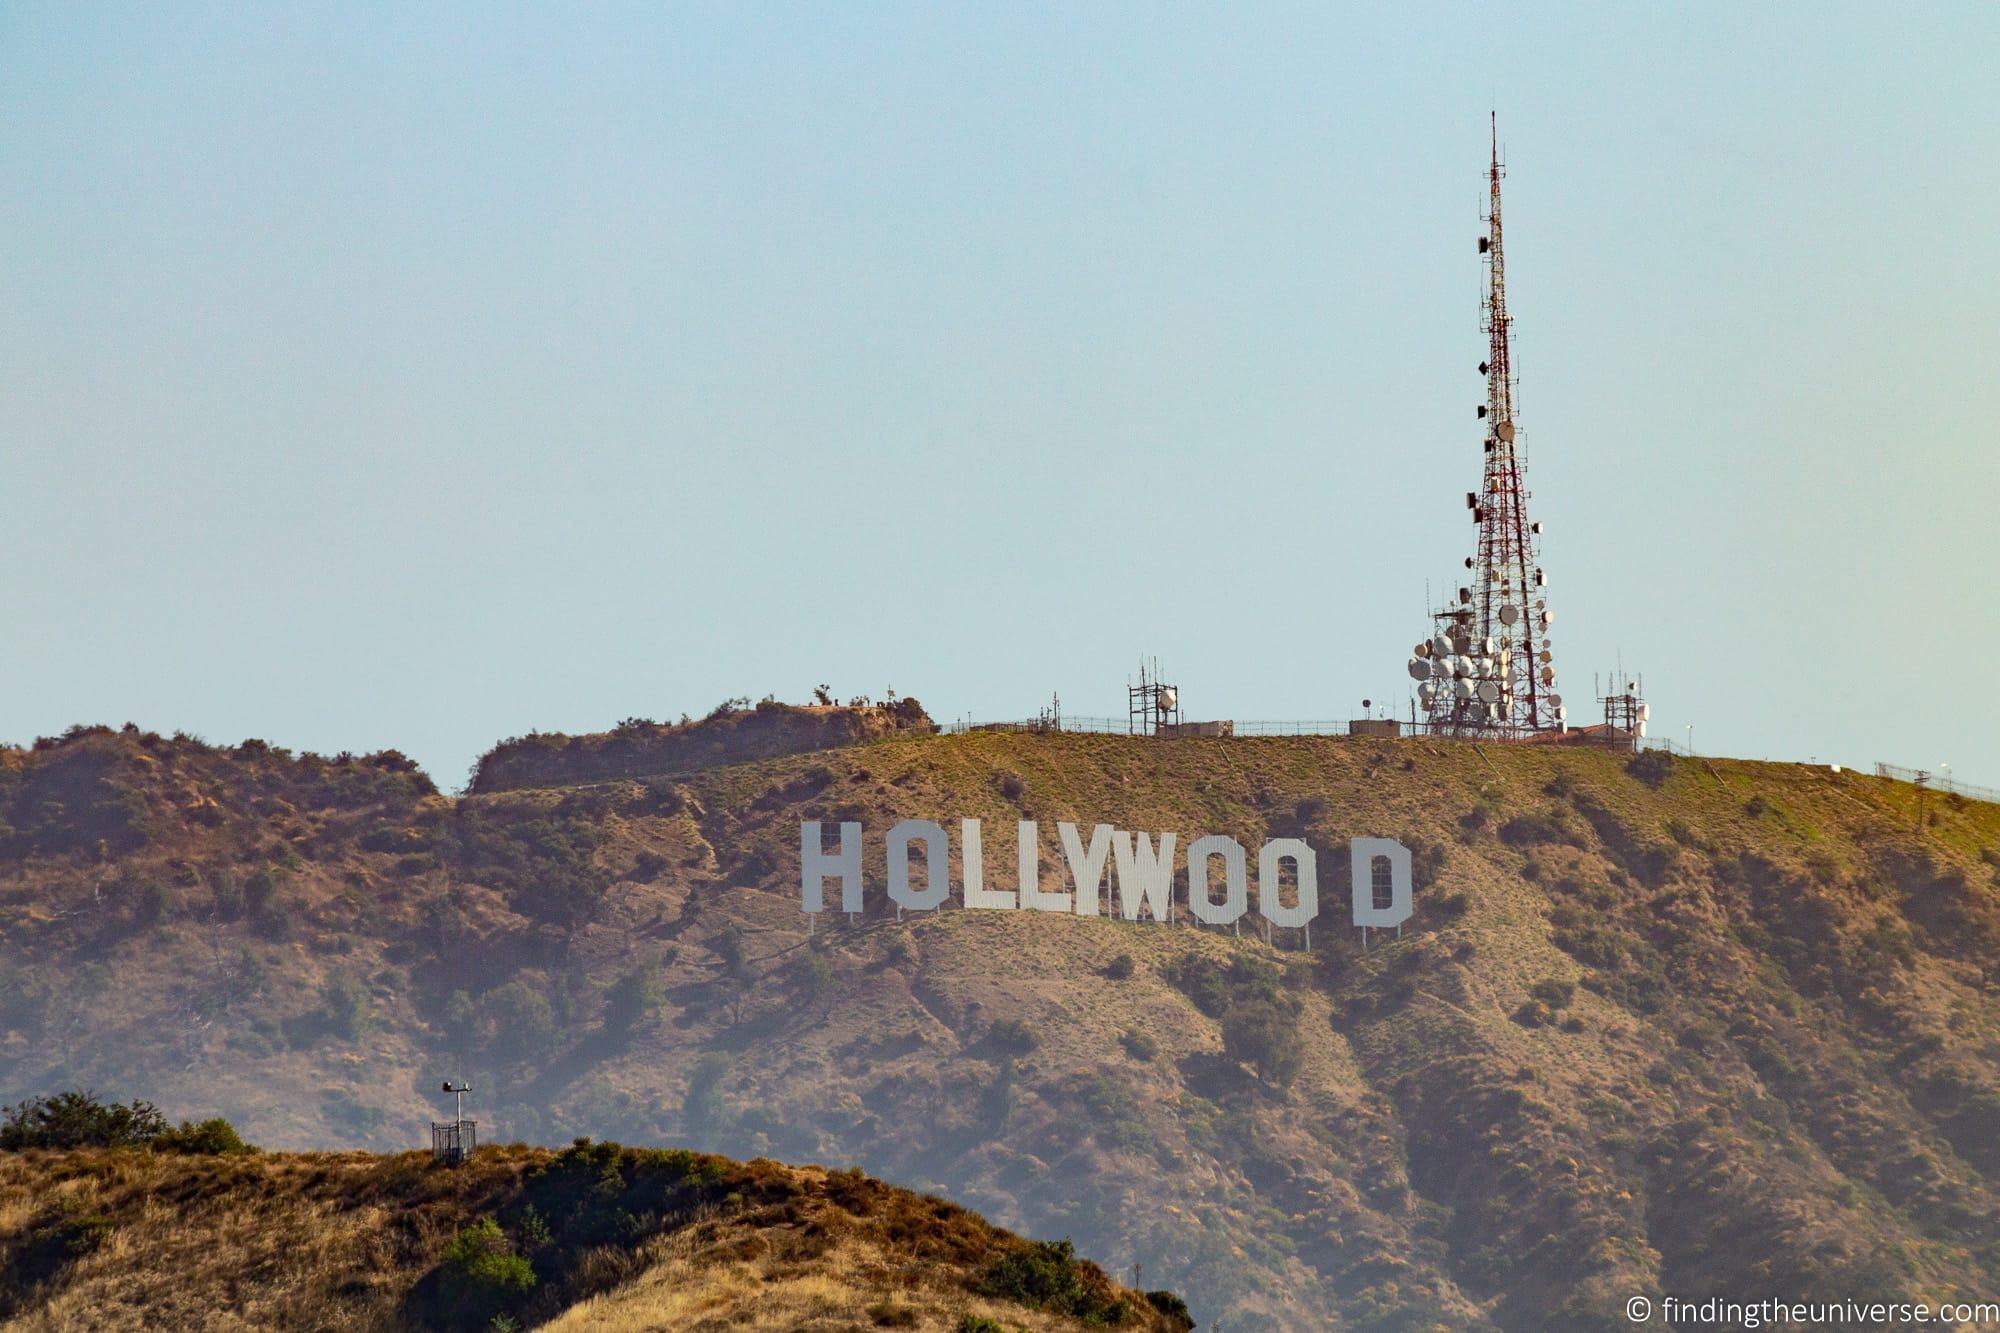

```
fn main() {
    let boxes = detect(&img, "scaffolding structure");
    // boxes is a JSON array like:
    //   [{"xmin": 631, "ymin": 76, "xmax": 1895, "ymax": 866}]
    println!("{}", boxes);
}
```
[
  {"xmin": 1127, "ymin": 659, "xmax": 1182, "ymax": 736},
  {"xmin": 1598, "ymin": 675, "xmax": 1649, "ymax": 749}
]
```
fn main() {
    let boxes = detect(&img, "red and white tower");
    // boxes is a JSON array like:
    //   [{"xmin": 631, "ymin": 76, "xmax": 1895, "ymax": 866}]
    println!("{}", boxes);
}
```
[{"xmin": 1407, "ymin": 118, "xmax": 1566, "ymax": 736}]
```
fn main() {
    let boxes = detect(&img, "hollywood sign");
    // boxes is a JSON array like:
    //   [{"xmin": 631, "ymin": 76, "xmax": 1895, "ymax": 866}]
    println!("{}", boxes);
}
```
[{"xmin": 800, "ymin": 819, "xmax": 1415, "ymax": 937}]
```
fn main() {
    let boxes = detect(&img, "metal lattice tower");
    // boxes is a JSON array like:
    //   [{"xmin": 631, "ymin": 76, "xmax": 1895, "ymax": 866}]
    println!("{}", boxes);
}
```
[{"xmin": 1408, "ymin": 117, "xmax": 1565, "ymax": 737}]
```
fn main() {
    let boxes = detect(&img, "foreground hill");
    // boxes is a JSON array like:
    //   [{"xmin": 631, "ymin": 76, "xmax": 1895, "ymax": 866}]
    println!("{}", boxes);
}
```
[
  {"xmin": 3, "ymin": 722, "xmax": 2000, "ymax": 1328},
  {"xmin": 0, "ymin": 1139, "xmax": 1184, "ymax": 1330}
]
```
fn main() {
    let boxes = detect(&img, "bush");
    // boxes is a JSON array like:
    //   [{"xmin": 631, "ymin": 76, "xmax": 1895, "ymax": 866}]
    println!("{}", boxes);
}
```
[
  {"xmin": 793, "ymin": 952, "xmax": 835, "ymax": 1002},
  {"xmin": 321, "ymin": 977, "xmax": 372, "ymax": 1041},
  {"xmin": 1, "ymin": 1090, "xmax": 167, "ymax": 1149},
  {"xmin": 684, "ymin": 1052, "xmax": 731, "ymax": 1129},
  {"xmin": 1499, "ymin": 810, "xmax": 1576, "ymax": 849},
  {"xmin": 1530, "ymin": 978, "xmax": 1576, "ymax": 1008},
  {"xmin": 987, "ymin": 1018, "xmax": 1039, "ymax": 1055},
  {"xmin": 1146, "ymin": 1289, "xmax": 1195, "ymax": 1327},
  {"xmin": 482, "ymin": 981, "xmax": 558, "ymax": 1061},
  {"xmin": 1104, "ymin": 953, "xmax": 1136, "ymax": 980},
  {"xmin": 437, "ymin": 1218, "xmax": 535, "ymax": 1321},
  {"xmin": 976, "ymin": 1238, "xmax": 1093, "ymax": 1316},
  {"xmin": 1119, "ymin": 1029, "xmax": 1159, "ymax": 1062},
  {"xmin": 1221, "ymin": 999, "xmax": 1304, "ymax": 1089},
  {"xmin": 152, "ymin": 1117, "xmax": 256, "ymax": 1155},
  {"xmin": 958, "ymin": 1317, "xmax": 1006, "ymax": 1333},
  {"xmin": 1627, "ymin": 748, "xmax": 1674, "ymax": 787},
  {"xmin": 604, "ymin": 965, "xmax": 664, "ymax": 1032}
]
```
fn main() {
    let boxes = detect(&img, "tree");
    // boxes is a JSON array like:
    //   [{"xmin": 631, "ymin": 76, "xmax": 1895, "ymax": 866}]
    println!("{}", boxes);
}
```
[
  {"xmin": 1221, "ymin": 999, "xmax": 1304, "ymax": 1089},
  {"xmin": 482, "ymin": 981, "xmax": 558, "ymax": 1061},
  {"xmin": 1, "ymin": 1090, "xmax": 167, "ymax": 1149},
  {"xmin": 605, "ymin": 965, "xmax": 663, "ymax": 1033},
  {"xmin": 684, "ymin": 1052, "xmax": 731, "ymax": 1131}
]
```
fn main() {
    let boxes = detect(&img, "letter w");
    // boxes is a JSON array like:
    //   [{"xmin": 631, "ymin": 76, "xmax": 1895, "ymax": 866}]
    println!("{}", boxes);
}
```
[{"xmin": 1112, "ymin": 831, "xmax": 1177, "ymax": 922}]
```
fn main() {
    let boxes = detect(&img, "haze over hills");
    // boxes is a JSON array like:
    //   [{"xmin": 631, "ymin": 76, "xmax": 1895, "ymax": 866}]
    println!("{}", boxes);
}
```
[{"xmin": 4, "ymin": 703, "xmax": 2000, "ymax": 1330}]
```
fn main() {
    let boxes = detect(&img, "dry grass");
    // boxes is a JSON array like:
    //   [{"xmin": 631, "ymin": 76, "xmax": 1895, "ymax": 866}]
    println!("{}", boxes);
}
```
[{"xmin": 0, "ymin": 1147, "xmax": 1179, "ymax": 1332}]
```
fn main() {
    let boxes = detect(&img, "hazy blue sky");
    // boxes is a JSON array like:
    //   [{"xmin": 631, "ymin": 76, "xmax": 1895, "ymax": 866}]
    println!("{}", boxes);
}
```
[{"xmin": 4, "ymin": 4, "xmax": 1996, "ymax": 789}]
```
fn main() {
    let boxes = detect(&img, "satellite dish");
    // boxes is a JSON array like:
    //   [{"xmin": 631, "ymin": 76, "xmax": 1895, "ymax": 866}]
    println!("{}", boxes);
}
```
[
  {"xmin": 1479, "ymin": 636, "xmax": 1496, "ymax": 655},
  {"xmin": 1407, "ymin": 657, "xmax": 1428, "ymax": 681},
  {"xmin": 1467, "ymin": 700, "xmax": 1489, "ymax": 722},
  {"xmin": 1431, "ymin": 635, "xmax": 1452, "ymax": 657},
  {"xmin": 1362, "ymin": 698, "xmax": 1372, "ymax": 710},
  {"xmin": 1453, "ymin": 679, "xmax": 1475, "ymax": 702},
  {"xmin": 1499, "ymin": 604, "xmax": 1520, "ymax": 626},
  {"xmin": 1555, "ymin": 704, "xmax": 1568, "ymax": 721},
  {"xmin": 1417, "ymin": 681, "xmax": 1438, "ymax": 705},
  {"xmin": 1539, "ymin": 610, "xmax": 1554, "ymax": 627},
  {"xmin": 1635, "ymin": 719, "xmax": 1648, "ymax": 737},
  {"xmin": 1158, "ymin": 687, "xmax": 1178, "ymax": 710},
  {"xmin": 1539, "ymin": 649, "xmax": 1552, "ymax": 663},
  {"xmin": 1546, "ymin": 693, "xmax": 1563, "ymax": 709},
  {"xmin": 1637, "ymin": 703, "xmax": 1651, "ymax": 721},
  {"xmin": 1477, "ymin": 681, "xmax": 1500, "ymax": 704},
  {"xmin": 1540, "ymin": 667, "xmax": 1556, "ymax": 685},
  {"xmin": 1496, "ymin": 421, "xmax": 1516, "ymax": 443},
  {"xmin": 1414, "ymin": 641, "xmax": 1432, "ymax": 658},
  {"xmin": 1431, "ymin": 657, "xmax": 1450, "ymax": 679}
]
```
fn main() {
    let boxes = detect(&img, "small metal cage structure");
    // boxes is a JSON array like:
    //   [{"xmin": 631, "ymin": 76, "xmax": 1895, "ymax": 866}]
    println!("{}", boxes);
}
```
[{"xmin": 431, "ymin": 1118, "xmax": 477, "ymax": 1166}]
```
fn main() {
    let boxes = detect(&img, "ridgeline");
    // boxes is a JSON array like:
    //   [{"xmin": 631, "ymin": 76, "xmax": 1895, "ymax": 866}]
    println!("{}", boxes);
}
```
[{"xmin": 3, "ymin": 714, "xmax": 1998, "ymax": 1330}]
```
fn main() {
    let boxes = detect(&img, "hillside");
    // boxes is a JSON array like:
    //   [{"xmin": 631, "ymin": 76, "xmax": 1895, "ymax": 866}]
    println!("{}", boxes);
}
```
[
  {"xmin": 0, "ymin": 1139, "xmax": 1187, "ymax": 1331},
  {"xmin": 467, "ymin": 698, "xmax": 935, "ymax": 794},
  {"xmin": 3, "ymin": 722, "xmax": 2000, "ymax": 1329}
]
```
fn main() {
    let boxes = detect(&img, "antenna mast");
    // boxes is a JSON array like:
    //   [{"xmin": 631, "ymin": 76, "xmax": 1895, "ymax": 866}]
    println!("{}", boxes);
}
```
[{"xmin": 1409, "ymin": 116, "xmax": 1565, "ymax": 737}]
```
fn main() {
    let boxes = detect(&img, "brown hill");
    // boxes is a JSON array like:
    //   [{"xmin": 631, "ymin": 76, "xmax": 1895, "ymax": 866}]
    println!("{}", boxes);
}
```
[
  {"xmin": 0, "ymin": 1139, "xmax": 1186, "ymax": 1331},
  {"xmin": 3, "ymin": 722, "xmax": 2000, "ymax": 1329},
  {"xmin": 467, "ymin": 698, "xmax": 934, "ymax": 794}
]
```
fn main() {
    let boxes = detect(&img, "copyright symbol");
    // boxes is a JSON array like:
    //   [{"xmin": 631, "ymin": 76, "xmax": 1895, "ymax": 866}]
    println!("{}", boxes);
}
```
[{"xmin": 1626, "ymin": 1296, "xmax": 1652, "ymax": 1322}]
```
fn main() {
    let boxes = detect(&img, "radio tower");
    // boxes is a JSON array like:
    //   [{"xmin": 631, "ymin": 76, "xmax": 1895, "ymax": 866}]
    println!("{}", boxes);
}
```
[{"xmin": 1406, "ymin": 116, "xmax": 1565, "ymax": 737}]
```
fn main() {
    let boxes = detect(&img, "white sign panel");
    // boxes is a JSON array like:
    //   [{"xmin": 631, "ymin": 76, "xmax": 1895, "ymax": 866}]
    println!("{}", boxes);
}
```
[{"xmin": 800, "ymin": 818, "xmax": 1414, "ymax": 935}]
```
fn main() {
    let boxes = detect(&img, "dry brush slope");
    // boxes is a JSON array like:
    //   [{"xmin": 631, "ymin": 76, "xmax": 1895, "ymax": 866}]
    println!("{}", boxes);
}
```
[
  {"xmin": 4, "ymin": 726, "xmax": 2000, "ymax": 1329},
  {"xmin": 0, "ymin": 1141, "xmax": 1182, "ymax": 1331}
]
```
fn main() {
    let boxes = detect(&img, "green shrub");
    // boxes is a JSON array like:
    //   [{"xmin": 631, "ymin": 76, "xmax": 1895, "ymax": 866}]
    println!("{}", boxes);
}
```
[
  {"xmin": 684, "ymin": 1052, "xmax": 732, "ymax": 1129},
  {"xmin": 1104, "ymin": 953, "xmax": 1136, "ymax": 980},
  {"xmin": 1221, "ymin": 998, "xmax": 1304, "ymax": 1088},
  {"xmin": 958, "ymin": 1317, "xmax": 1006, "ymax": 1333},
  {"xmin": 1146, "ymin": 1288, "xmax": 1195, "ymax": 1327},
  {"xmin": 793, "ymin": 953, "xmax": 835, "ymax": 1002},
  {"xmin": 1529, "ymin": 978, "xmax": 1576, "ymax": 1008},
  {"xmin": 605, "ymin": 965, "xmax": 664, "ymax": 1031},
  {"xmin": 152, "ymin": 1117, "xmax": 256, "ymax": 1155},
  {"xmin": 1499, "ymin": 810, "xmax": 1576, "ymax": 848},
  {"xmin": 1627, "ymin": 748, "xmax": 1673, "ymax": 787},
  {"xmin": 320, "ymin": 977, "xmax": 372, "ymax": 1041},
  {"xmin": 9, "ymin": 1214, "xmax": 115, "ymax": 1289},
  {"xmin": 1119, "ymin": 1029, "xmax": 1158, "ymax": 1062},
  {"xmin": 977, "ymin": 1238, "xmax": 1091, "ymax": 1314},
  {"xmin": 438, "ymin": 1218, "xmax": 536, "ymax": 1317},
  {"xmin": 986, "ymin": 1018, "xmax": 1038, "ymax": 1055}
]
